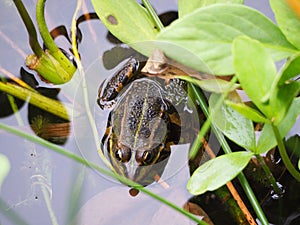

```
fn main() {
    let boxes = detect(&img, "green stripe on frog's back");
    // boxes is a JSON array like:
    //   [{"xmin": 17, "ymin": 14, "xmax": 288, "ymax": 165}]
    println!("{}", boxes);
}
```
[{"xmin": 133, "ymin": 81, "xmax": 150, "ymax": 149}]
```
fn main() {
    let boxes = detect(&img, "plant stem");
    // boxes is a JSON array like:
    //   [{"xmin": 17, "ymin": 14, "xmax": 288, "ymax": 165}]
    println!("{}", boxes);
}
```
[
  {"xmin": 70, "ymin": 0, "xmax": 114, "ymax": 171},
  {"xmin": 190, "ymin": 84, "xmax": 269, "ymax": 225},
  {"xmin": 13, "ymin": 0, "xmax": 44, "ymax": 57},
  {"xmin": 218, "ymin": 128, "xmax": 269, "ymax": 225},
  {"xmin": 1, "ymin": 76, "xmax": 25, "ymax": 126},
  {"xmin": 189, "ymin": 76, "xmax": 237, "ymax": 159},
  {"xmin": 256, "ymin": 154, "xmax": 282, "ymax": 195},
  {"xmin": 272, "ymin": 124, "xmax": 300, "ymax": 181},
  {"xmin": 0, "ymin": 81, "xmax": 70, "ymax": 121},
  {"xmin": 36, "ymin": 0, "xmax": 76, "ymax": 75},
  {"xmin": 0, "ymin": 122, "xmax": 208, "ymax": 225},
  {"xmin": 142, "ymin": 0, "xmax": 164, "ymax": 31}
]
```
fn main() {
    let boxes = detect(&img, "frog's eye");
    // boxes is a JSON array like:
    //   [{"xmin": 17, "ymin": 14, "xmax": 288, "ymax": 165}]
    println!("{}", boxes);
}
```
[
  {"xmin": 142, "ymin": 150, "xmax": 154, "ymax": 164},
  {"xmin": 115, "ymin": 146, "xmax": 131, "ymax": 163},
  {"xmin": 115, "ymin": 150, "xmax": 123, "ymax": 161}
]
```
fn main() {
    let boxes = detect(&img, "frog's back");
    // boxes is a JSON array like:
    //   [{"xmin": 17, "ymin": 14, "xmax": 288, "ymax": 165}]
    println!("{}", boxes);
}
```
[{"xmin": 112, "ymin": 79, "xmax": 169, "ymax": 150}]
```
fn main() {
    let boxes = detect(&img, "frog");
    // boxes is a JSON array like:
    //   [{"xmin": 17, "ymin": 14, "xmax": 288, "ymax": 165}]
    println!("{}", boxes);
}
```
[{"xmin": 97, "ymin": 57, "xmax": 184, "ymax": 187}]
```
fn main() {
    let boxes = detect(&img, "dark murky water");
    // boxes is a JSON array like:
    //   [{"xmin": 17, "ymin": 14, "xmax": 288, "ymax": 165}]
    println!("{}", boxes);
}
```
[{"xmin": 0, "ymin": 1, "xmax": 299, "ymax": 225}]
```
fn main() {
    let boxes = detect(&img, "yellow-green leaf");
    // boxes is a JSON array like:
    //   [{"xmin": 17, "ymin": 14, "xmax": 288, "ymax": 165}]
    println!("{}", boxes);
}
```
[
  {"xmin": 270, "ymin": 0, "xmax": 300, "ymax": 49},
  {"xmin": 225, "ymin": 101, "xmax": 270, "ymax": 123},
  {"xmin": 92, "ymin": 0, "xmax": 158, "ymax": 55},
  {"xmin": 187, "ymin": 151, "xmax": 253, "ymax": 195}
]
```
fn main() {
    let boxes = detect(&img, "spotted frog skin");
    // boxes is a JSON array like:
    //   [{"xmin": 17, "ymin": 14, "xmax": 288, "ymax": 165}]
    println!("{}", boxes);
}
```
[{"xmin": 98, "ymin": 58, "xmax": 182, "ymax": 186}]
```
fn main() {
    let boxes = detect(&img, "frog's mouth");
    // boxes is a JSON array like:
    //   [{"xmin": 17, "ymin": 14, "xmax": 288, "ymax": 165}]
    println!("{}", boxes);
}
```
[
  {"xmin": 110, "ymin": 146, "xmax": 171, "ymax": 187},
  {"xmin": 124, "ymin": 150, "xmax": 171, "ymax": 186}
]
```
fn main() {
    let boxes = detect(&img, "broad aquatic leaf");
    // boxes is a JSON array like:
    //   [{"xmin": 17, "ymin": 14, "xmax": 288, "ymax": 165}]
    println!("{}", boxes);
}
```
[
  {"xmin": 187, "ymin": 151, "xmax": 253, "ymax": 195},
  {"xmin": 0, "ymin": 154, "xmax": 10, "ymax": 190},
  {"xmin": 278, "ymin": 53, "xmax": 300, "ymax": 85},
  {"xmin": 225, "ymin": 101, "xmax": 270, "ymax": 123},
  {"xmin": 157, "ymin": 4, "xmax": 296, "ymax": 75},
  {"xmin": 233, "ymin": 36, "xmax": 277, "ymax": 118},
  {"xmin": 91, "ymin": 0, "xmax": 158, "ymax": 55},
  {"xmin": 256, "ymin": 97, "xmax": 300, "ymax": 154},
  {"xmin": 270, "ymin": 0, "xmax": 300, "ymax": 49},
  {"xmin": 178, "ymin": 0, "xmax": 243, "ymax": 18},
  {"xmin": 209, "ymin": 93, "xmax": 256, "ymax": 151}
]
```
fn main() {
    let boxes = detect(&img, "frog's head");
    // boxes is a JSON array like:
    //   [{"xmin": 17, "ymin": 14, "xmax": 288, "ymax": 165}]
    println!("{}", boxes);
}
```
[{"xmin": 108, "ymin": 139, "xmax": 171, "ymax": 186}]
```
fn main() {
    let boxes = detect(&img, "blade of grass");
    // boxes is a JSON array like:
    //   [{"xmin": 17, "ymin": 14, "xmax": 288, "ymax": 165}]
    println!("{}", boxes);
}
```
[
  {"xmin": 189, "ymin": 76, "xmax": 238, "ymax": 159},
  {"xmin": 70, "ymin": 0, "xmax": 113, "ymax": 171},
  {"xmin": 142, "ymin": 0, "xmax": 164, "ymax": 32}
]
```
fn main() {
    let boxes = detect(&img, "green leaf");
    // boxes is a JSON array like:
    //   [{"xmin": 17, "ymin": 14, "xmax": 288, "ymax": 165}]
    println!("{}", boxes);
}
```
[
  {"xmin": 91, "ymin": 0, "xmax": 158, "ymax": 55},
  {"xmin": 256, "ymin": 97, "xmax": 300, "ymax": 154},
  {"xmin": 298, "ymin": 159, "xmax": 300, "ymax": 170},
  {"xmin": 157, "ymin": 4, "xmax": 296, "ymax": 75},
  {"xmin": 285, "ymin": 136, "xmax": 300, "ymax": 158},
  {"xmin": 270, "ymin": 0, "xmax": 300, "ymax": 49},
  {"xmin": 0, "ymin": 154, "xmax": 10, "ymax": 190},
  {"xmin": 233, "ymin": 37, "xmax": 300, "ymax": 124},
  {"xmin": 210, "ymin": 93, "xmax": 256, "ymax": 151},
  {"xmin": 270, "ymin": 81, "xmax": 300, "ymax": 125},
  {"xmin": 278, "ymin": 53, "xmax": 300, "ymax": 85},
  {"xmin": 178, "ymin": 0, "xmax": 244, "ymax": 18},
  {"xmin": 225, "ymin": 101, "xmax": 270, "ymax": 123},
  {"xmin": 179, "ymin": 76, "xmax": 239, "ymax": 93},
  {"xmin": 187, "ymin": 151, "xmax": 253, "ymax": 195},
  {"xmin": 233, "ymin": 36, "xmax": 277, "ymax": 118}
]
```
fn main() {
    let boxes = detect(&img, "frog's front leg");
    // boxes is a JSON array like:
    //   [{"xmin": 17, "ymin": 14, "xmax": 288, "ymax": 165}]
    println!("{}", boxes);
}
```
[{"xmin": 97, "ymin": 57, "xmax": 139, "ymax": 109}]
